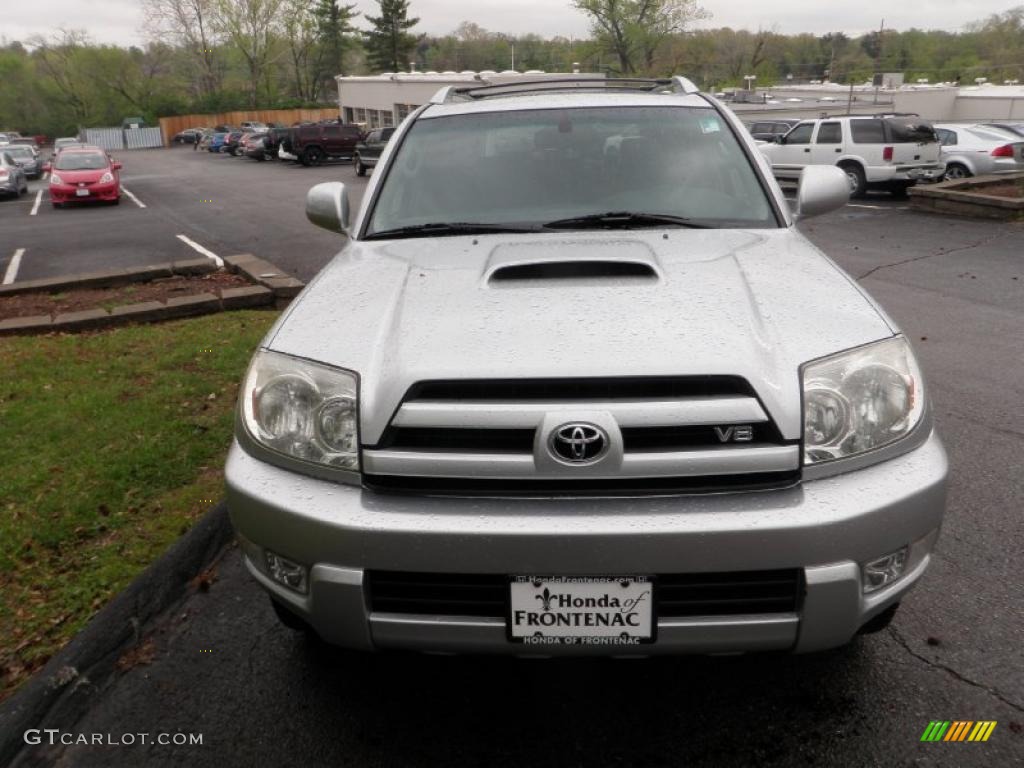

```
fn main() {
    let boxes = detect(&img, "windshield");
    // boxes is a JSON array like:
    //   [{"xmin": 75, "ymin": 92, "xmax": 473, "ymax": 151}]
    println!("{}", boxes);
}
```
[
  {"xmin": 5, "ymin": 147, "xmax": 32, "ymax": 159},
  {"xmin": 366, "ymin": 106, "xmax": 776, "ymax": 236},
  {"xmin": 55, "ymin": 153, "xmax": 109, "ymax": 171},
  {"xmin": 55, "ymin": 139, "xmax": 79, "ymax": 148}
]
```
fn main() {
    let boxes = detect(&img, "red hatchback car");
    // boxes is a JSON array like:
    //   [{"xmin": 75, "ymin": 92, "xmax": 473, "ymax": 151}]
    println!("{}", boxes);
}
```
[{"xmin": 47, "ymin": 148, "xmax": 122, "ymax": 207}]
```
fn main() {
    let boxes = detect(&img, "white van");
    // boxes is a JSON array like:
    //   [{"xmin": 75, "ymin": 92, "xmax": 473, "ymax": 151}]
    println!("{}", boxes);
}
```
[{"xmin": 759, "ymin": 116, "xmax": 945, "ymax": 197}]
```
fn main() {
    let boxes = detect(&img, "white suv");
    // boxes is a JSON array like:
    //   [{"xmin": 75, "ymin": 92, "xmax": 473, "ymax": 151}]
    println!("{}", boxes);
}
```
[{"xmin": 759, "ymin": 116, "xmax": 945, "ymax": 198}]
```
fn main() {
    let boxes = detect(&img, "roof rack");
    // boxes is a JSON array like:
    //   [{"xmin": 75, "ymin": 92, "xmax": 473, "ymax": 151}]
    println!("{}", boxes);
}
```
[{"xmin": 430, "ymin": 76, "xmax": 701, "ymax": 105}]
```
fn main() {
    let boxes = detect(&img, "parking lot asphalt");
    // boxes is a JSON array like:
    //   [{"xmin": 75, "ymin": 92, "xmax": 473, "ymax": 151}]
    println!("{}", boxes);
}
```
[
  {"xmin": 0, "ymin": 147, "xmax": 368, "ymax": 285},
  {"xmin": 7, "ymin": 157, "xmax": 1024, "ymax": 767}
]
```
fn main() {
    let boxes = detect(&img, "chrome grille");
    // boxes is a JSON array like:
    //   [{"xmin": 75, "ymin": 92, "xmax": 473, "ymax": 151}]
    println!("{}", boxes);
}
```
[{"xmin": 362, "ymin": 377, "xmax": 800, "ymax": 496}]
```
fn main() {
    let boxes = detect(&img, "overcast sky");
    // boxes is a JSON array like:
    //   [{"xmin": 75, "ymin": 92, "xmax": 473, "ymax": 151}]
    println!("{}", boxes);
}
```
[{"xmin": 0, "ymin": 0, "xmax": 1013, "ymax": 47}]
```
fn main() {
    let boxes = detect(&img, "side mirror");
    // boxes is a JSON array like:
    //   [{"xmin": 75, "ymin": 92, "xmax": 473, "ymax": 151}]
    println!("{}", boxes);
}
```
[
  {"xmin": 795, "ymin": 165, "xmax": 850, "ymax": 220},
  {"xmin": 306, "ymin": 182, "xmax": 350, "ymax": 234},
  {"xmin": 112, "ymin": 162, "xmax": 123, "ymax": 170}
]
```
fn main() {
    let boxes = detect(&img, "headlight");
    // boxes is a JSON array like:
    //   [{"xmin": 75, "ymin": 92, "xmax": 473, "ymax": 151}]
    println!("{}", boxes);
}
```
[
  {"xmin": 802, "ymin": 336, "xmax": 924, "ymax": 464},
  {"xmin": 241, "ymin": 350, "xmax": 359, "ymax": 471},
  {"xmin": 50, "ymin": 173, "xmax": 63, "ymax": 185},
  {"xmin": 99, "ymin": 171, "xmax": 114, "ymax": 183}
]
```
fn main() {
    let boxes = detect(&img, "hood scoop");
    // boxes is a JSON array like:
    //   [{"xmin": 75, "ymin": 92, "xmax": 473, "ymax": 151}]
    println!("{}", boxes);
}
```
[
  {"xmin": 484, "ymin": 239, "xmax": 662, "ymax": 285},
  {"xmin": 489, "ymin": 259, "xmax": 658, "ymax": 282}
]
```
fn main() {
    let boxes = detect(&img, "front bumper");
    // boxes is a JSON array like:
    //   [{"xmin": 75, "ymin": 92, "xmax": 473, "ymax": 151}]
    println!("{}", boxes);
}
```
[
  {"xmin": 227, "ymin": 430, "xmax": 948, "ymax": 655},
  {"xmin": 50, "ymin": 182, "xmax": 119, "ymax": 203}
]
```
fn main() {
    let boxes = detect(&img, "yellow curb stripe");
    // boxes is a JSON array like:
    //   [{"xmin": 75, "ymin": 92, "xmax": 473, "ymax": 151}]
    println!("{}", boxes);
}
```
[
  {"xmin": 980, "ymin": 721, "xmax": 997, "ymax": 742},
  {"xmin": 968, "ymin": 722, "xmax": 984, "ymax": 741}
]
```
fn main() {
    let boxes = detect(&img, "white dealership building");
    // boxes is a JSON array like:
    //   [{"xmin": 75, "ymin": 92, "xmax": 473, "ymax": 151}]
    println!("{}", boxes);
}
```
[{"xmin": 335, "ymin": 70, "xmax": 605, "ymax": 129}]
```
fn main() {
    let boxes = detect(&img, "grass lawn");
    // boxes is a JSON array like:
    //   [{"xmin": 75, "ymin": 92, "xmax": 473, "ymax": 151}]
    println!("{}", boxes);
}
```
[{"xmin": 0, "ymin": 310, "xmax": 278, "ymax": 700}]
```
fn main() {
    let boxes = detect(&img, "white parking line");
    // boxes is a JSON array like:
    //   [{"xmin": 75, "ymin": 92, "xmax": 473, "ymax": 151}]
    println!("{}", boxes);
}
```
[
  {"xmin": 3, "ymin": 249, "xmax": 25, "ymax": 285},
  {"xmin": 30, "ymin": 190, "xmax": 42, "ymax": 216},
  {"xmin": 176, "ymin": 234, "xmax": 224, "ymax": 268},
  {"xmin": 847, "ymin": 204, "xmax": 909, "ymax": 211},
  {"xmin": 42, "ymin": 172, "xmax": 49, "ymax": 182},
  {"xmin": 121, "ymin": 186, "xmax": 146, "ymax": 209}
]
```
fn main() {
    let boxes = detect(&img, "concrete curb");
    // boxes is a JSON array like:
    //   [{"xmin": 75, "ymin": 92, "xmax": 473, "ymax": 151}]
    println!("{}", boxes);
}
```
[
  {"xmin": 0, "ymin": 254, "xmax": 304, "ymax": 336},
  {"xmin": 0, "ymin": 503, "xmax": 234, "ymax": 768}
]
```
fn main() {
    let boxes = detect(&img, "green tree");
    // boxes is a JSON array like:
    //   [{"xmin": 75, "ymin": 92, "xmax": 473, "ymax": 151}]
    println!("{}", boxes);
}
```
[
  {"xmin": 572, "ymin": 0, "xmax": 708, "ymax": 75},
  {"xmin": 314, "ymin": 0, "xmax": 359, "ymax": 90},
  {"xmin": 363, "ymin": 0, "xmax": 419, "ymax": 73}
]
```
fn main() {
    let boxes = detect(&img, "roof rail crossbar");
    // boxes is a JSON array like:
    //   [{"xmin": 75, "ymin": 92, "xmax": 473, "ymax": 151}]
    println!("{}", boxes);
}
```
[{"xmin": 430, "ymin": 76, "xmax": 701, "ymax": 105}]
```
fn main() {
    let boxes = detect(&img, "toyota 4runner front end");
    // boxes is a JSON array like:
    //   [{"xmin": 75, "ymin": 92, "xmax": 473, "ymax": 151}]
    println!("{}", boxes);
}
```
[{"xmin": 226, "ymin": 77, "xmax": 947, "ymax": 655}]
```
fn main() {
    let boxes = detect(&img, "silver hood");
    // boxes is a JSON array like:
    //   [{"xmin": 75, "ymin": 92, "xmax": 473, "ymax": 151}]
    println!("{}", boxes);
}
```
[{"xmin": 266, "ymin": 229, "xmax": 894, "ymax": 443}]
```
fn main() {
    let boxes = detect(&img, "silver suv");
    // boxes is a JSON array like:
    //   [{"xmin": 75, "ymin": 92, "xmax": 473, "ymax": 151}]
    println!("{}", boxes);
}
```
[{"xmin": 227, "ymin": 78, "xmax": 947, "ymax": 656}]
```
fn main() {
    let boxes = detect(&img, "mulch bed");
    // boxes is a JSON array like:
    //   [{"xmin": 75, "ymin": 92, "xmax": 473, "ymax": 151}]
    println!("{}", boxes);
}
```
[
  {"xmin": 977, "ymin": 181, "xmax": 1024, "ymax": 200},
  {"xmin": 0, "ymin": 271, "xmax": 252, "ymax": 321}
]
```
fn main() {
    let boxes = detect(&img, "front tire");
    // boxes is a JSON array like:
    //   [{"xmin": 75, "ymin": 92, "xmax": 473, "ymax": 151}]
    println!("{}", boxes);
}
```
[
  {"xmin": 354, "ymin": 155, "xmax": 366, "ymax": 177},
  {"xmin": 858, "ymin": 603, "xmax": 900, "ymax": 635},
  {"xmin": 889, "ymin": 182, "xmax": 914, "ymax": 199},
  {"xmin": 270, "ymin": 598, "xmax": 312, "ymax": 633},
  {"xmin": 944, "ymin": 163, "xmax": 971, "ymax": 181},
  {"xmin": 839, "ymin": 163, "xmax": 867, "ymax": 198},
  {"xmin": 302, "ymin": 147, "xmax": 325, "ymax": 167}
]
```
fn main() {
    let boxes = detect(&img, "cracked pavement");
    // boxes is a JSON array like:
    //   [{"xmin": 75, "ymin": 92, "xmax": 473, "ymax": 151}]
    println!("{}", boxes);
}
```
[{"xmin": 14, "ymin": 185, "xmax": 1024, "ymax": 767}]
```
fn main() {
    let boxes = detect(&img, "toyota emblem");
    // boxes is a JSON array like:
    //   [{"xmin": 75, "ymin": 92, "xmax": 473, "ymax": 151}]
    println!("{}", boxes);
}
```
[{"xmin": 549, "ymin": 423, "xmax": 609, "ymax": 464}]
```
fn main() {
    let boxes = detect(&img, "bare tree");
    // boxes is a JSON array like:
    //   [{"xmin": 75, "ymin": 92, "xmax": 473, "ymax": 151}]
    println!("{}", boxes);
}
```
[
  {"xmin": 572, "ymin": 0, "xmax": 709, "ymax": 75},
  {"xmin": 281, "ymin": 0, "xmax": 319, "ymax": 102},
  {"xmin": 212, "ymin": 0, "xmax": 284, "ymax": 107},
  {"xmin": 30, "ymin": 30, "xmax": 94, "ymax": 125},
  {"xmin": 143, "ymin": 0, "xmax": 222, "ymax": 99}
]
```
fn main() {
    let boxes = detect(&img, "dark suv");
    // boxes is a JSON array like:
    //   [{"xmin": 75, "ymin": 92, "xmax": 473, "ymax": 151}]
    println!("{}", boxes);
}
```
[
  {"xmin": 292, "ymin": 121, "xmax": 364, "ymax": 166},
  {"xmin": 354, "ymin": 127, "xmax": 395, "ymax": 176}
]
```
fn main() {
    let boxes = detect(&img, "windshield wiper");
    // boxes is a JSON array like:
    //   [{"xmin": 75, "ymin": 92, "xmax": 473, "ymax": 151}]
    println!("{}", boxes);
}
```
[
  {"xmin": 543, "ymin": 212, "xmax": 712, "ymax": 230},
  {"xmin": 364, "ymin": 222, "xmax": 541, "ymax": 240}
]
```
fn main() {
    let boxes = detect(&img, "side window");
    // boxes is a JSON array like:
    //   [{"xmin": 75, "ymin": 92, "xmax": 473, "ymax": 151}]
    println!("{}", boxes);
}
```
[
  {"xmin": 816, "ymin": 122, "xmax": 842, "ymax": 144},
  {"xmin": 785, "ymin": 123, "xmax": 814, "ymax": 144},
  {"xmin": 367, "ymin": 131, "xmax": 380, "ymax": 143},
  {"xmin": 936, "ymin": 129, "xmax": 956, "ymax": 146},
  {"xmin": 324, "ymin": 125, "xmax": 341, "ymax": 138},
  {"xmin": 382, "ymin": 128, "xmax": 395, "ymax": 141},
  {"xmin": 751, "ymin": 123, "xmax": 771, "ymax": 133},
  {"xmin": 850, "ymin": 120, "xmax": 885, "ymax": 144},
  {"xmin": 342, "ymin": 126, "xmax": 362, "ymax": 138},
  {"xmin": 776, "ymin": 123, "xmax": 796, "ymax": 133}
]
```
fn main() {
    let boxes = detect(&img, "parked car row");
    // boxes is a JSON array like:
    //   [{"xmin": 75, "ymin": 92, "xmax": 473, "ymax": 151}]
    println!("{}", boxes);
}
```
[
  {"xmin": 748, "ymin": 116, "xmax": 1024, "ymax": 192},
  {"xmin": 181, "ymin": 120, "xmax": 394, "ymax": 172}
]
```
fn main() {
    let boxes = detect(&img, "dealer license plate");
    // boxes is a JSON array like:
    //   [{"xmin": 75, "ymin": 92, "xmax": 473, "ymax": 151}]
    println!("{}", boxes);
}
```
[
  {"xmin": 76, "ymin": 188, "xmax": 90, "ymax": 197},
  {"xmin": 509, "ymin": 576, "xmax": 654, "ymax": 647}
]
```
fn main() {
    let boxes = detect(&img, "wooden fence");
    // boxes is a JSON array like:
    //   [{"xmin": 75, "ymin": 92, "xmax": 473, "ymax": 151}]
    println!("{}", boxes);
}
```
[{"xmin": 158, "ymin": 108, "xmax": 340, "ymax": 145}]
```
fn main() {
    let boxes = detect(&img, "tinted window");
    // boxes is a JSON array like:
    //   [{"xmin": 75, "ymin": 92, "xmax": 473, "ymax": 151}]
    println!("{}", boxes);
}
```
[
  {"xmin": 381, "ymin": 128, "xmax": 396, "ymax": 141},
  {"xmin": 936, "ymin": 129, "xmax": 956, "ymax": 146},
  {"xmin": 55, "ymin": 152, "xmax": 108, "ymax": 171},
  {"xmin": 885, "ymin": 119, "xmax": 937, "ymax": 144},
  {"xmin": 368, "ymin": 106, "xmax": 777, "ymax": 234},
  {"xmin": 816, "ymin": 123, "xmax": 842, "ymax": 144},
  {"xmin": 342, "ymin": 126, "xmax": 362, "ymax": 137},
  {"xmin": 785, "ymin": 124, "xmax": 814, "ymax": 144},
  {"xmin": 750, "ymin": 123, "xmax": 772, "ymax": 133},
  {"xmin": 850, "ymin": 120, "xmax": 885, "ymax": 144}
]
